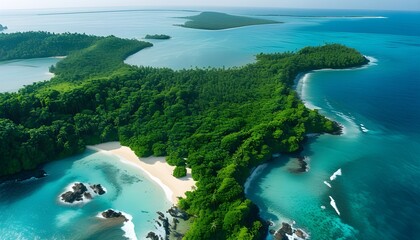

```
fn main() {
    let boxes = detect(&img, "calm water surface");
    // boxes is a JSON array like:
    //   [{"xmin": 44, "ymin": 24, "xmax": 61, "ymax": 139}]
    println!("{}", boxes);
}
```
[{"xmin": 0, "ymin": 7, "xmax": 419, "ymax": 240}]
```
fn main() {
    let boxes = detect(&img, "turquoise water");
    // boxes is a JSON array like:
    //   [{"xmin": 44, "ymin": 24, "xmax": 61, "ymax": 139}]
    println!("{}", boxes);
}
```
[
  {"xmin": 0, "ymin": 57, "xmax": 59, "ymax": 93},
  {"xmin": 0, "ymin": 150, "xmax": 171, "ymax": 239},
  {"xmin": 0, "ymin": 7, "xmax": 419, "ymax": 240}
]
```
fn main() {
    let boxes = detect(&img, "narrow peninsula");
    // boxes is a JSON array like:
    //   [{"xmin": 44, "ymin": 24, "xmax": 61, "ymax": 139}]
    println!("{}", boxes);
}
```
[
  {"xmin": 179, "ymin": 11, "xmax": 281, "ymax": 30},
  {"xmin": 0, "ymin": 31, "xmax": 368, "ymax": 239}
]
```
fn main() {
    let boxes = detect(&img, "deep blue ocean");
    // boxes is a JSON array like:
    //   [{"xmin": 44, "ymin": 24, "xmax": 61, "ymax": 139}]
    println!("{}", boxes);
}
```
[{"xmin": 0, "ymin": 7, "xmax": 419, "ymax": 240}]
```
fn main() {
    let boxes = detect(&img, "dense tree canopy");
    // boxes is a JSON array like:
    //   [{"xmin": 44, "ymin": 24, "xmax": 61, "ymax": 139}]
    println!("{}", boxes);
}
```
[{"xmin": 0, "ymin": 32, "xmax": 368, "ymax": 239}]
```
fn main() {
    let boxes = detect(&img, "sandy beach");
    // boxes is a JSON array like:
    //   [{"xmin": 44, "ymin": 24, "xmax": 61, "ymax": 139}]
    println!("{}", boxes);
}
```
[{"xmin": 87, "ymin": 142, "xmax": 195, "ymax": 204}]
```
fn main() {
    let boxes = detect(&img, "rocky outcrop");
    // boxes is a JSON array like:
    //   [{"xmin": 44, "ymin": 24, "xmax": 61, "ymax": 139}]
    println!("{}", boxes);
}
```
[
  {"xmin": 167, "ymin": 206, "xmax": 189, "ymax": 220},
  {"xmin": 273, "ymin": 222, "xmax": 307, "ymax": 240},
  {"xmin": 90, "ymin": 184, "xmax": 106, "ymax": 195},
  {"xmin": 60, "ymin": 182, "xmax": 106, "ymax": 203},
  {"xmin": 61, "ymin": 183, "xmax": 88, "ymax": 203},
  {"xmin": 101, "ymin": 209, "xmax": 128, "ymax": 222},
  {"xmin": 146, "ymin": 232, "xmax": 160, "ymax": 240}
]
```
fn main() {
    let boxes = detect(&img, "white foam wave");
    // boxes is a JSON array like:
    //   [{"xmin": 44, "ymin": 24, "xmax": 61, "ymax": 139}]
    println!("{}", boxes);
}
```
[
  {"xmin": 244, "ymin": 164, "xmax": 268, "ymax": 195},
  {"xmin": 296, "ymin": 73, "xmax": 322, "ymax": 110},
  {"xmin": 323, "ymin": 181, "xmax": 332, "ymax": 188},
  {"xmin": 121, "ymin": 212, "xmax": 137, "ymax": 240},
  {"xmin": 58, "ymin": 182, "xmax": 102, "ymax": 205},
  {"xmin": 329, "ymin": 196, "xmax": 341, "ymax": 215},
  {"xmin": 360, "ymin": 124, "xmax": 369, "ymax": 133},
  {"xmin": 96, "ymin": 209, "xmax": 137, "ymax": 240},
  {"xmin": 330, "ymin": 168, "xmax": 342, "ymax": 181}
]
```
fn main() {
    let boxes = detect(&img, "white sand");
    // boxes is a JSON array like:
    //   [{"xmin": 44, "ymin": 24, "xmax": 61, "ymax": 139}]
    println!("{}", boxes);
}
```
[{"xmin": 87, "ymin": 142, "xmax": 195, "ymax": 204}]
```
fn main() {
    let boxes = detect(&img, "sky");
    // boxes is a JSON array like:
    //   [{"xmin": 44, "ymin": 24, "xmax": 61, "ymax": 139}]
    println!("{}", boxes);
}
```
[{"xmin": 0, "ymin": 0, "xmax": 419, "ymax": 11}]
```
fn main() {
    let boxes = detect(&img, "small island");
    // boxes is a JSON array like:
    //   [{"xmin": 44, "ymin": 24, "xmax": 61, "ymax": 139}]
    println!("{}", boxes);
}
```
[
  {"xmin": 179, "ymin": 11, "xmax": 281, "ymax": 30},
  {"xmin": 144, "ymin": 34, "xmax": 171, "ymax": 40},
  {"xmin": 0, "ymin": 24, "xmax": 7, "ymax": 31}
]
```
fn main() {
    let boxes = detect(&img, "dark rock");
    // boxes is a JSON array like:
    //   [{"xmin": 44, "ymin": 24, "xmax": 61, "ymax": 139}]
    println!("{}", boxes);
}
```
[
  {"xmin": 281, "ymin": 222, "xmax": 293, "ymax": 235},
  {"xmin": 295, "ymin": 229, "xmax": 306, "ymax": 239},
  {"xmin": 61, "ymin": 191, "xmax": 80, "ymax": 203},
  {"xmin": 167, "ymin": 206, "xmax": 189, "ymax": 220},
  {"xmin": 84, "ymin": 192, "xmax": 92, "ymax": 199},
  {"xmin": 90, "ymin": 184, "xmax": 106, "ymax": 195},
  {"xmin": 157, "ymin": 211, "xmax": 165, "ymax": 218},
  {"xmin": 0, "ymin": 169, "xmax": 47, "ymax": 184},
  {"xmin": 267, "ymin": 220, "xmax": 274, "ymax": 226},
  {"xmin": 146, "ymin": 232, "xmax": 159, "ymax": 240},
  {"xmin": 72, "ymin": 182, "xmax": 88, "ymax": 194},
  {"xmin": 274, "ymin": 222, "xmax": 293, "ymax": 240},
  {"xmin": 101, "ymin": 209, "xmax": 128, "ymax": 222},
  {"xmin": 269, "ymin": 229, "xmax": 276, "ymax": 235},
  {"xmin": 172, "ymin": 218, "xmax": 179, "ymax": 230},
  {"xmin": 60, "ymin": 182, "xmax": 89, "ymax": 203}
]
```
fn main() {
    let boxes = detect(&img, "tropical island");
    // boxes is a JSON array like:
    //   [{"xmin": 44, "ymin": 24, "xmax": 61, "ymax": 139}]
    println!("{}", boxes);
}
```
[
  {"xmin": 145, "ymin": 34, "xmax": 171, "ymax": 40},
  {"xmin": 179, "ymin": 11, "xmax": 281, "ymax": 30},
  {"xmin": 0, "ymin": 31, "xmax": 368, "ymax": 239},
  {"xmin": 0, "ymin": 24, "xmax": 7, "ymax": 31}
]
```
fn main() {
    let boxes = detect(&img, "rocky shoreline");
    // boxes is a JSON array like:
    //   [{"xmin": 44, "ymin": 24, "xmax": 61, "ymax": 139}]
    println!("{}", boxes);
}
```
[
  {"xmin": 0, "ymin": 168, "xmax": 46, "ymax": 184},
  {"xmin": 60, "ymin": 182, "xmax": 106, "ymax": 203},
  {"xmin": 101, "ymin": 209, "xmax": 128, "ymax": 222},
  {"xmin": 147, "ymin": 206, "xmax": 190, "ymax": 240},
  {"xmin": 269, "ymin": 222, "xmax": 307, "ymax": 240}
]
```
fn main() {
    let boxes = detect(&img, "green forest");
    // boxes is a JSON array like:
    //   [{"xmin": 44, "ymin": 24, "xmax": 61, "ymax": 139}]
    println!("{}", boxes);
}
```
[
  {"xmin": 179, "ymin": 12, "xmax": 280, "ymax": 30},
  {"xmin": 0, "ymin": 32, "xmax": 368, "ymax": 239}
]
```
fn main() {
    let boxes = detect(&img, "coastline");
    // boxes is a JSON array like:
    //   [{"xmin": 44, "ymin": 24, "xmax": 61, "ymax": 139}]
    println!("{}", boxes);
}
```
[
  {"xmin": 87, "ymin": 142, "xmax": 195, "ymax": 204},
  {"xmin": 295, "ymin": 56, "xmax": 376, "ymax": 136}
]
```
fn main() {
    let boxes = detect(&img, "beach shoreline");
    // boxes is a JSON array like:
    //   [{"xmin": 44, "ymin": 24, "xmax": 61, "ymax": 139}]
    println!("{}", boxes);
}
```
[{"xmin": 87, "ymin": 142, "xmax": 195, "ymax": 204}]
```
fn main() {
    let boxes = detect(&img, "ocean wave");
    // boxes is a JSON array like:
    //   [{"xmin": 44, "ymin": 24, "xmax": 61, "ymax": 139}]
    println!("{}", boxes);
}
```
[
  {"xmin": 329, "ymin": 196, "xmax": 341, "ymax": 215},
  {"xmin": 330, "ymin": 168, "xmax": 342, "ymax": 181},
  {"xmin": 244, "ymin": 163, "xmax": 268, "ymax": 195},
  {"xmin": 96, "ymin": 209, "xmax": 138, "ymax": 240},
  {"xmin": 360, "ymin": 123, "xmax": 369, "ymax": 133},
  {"xmin": 121, "ymin": 212, "xmax": 137, "ymax": 240},
  {"xmin": 323, "ymin": 181, "xmax": 332, "ymax": 188}
]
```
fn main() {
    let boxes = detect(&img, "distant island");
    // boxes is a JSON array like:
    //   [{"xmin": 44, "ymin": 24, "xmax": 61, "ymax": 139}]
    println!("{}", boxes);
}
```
[
  {"xmin": 0, "ymin": 24, "xmax": 7, "ymax": 31},
  {"xmin": 179, "ymin": 11, "xmax": 281, "ymax": 30},
  {"xmin": 144, "ymin": 34, "xmax": 171, "ymax": 40}
]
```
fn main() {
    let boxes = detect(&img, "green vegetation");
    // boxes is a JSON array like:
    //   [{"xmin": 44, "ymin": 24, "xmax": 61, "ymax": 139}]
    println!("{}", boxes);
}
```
[
  {"xmin": 0, "ymin": 31, "xmax": 368, "ymax": 239},
  {"xmin": 0, "ymin": 31, "xmax": 99, "ymax": 61},
  {"xmin": 145, "ymin": 34, "xmax": 171, "ymax": 40},
  {"xmin": 179, "ymin": 12, "xmax": 281, "ymax": 30},
  {"xmin": 173, "ymin": 166, "xmax": 187, "ymax": 178}
]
